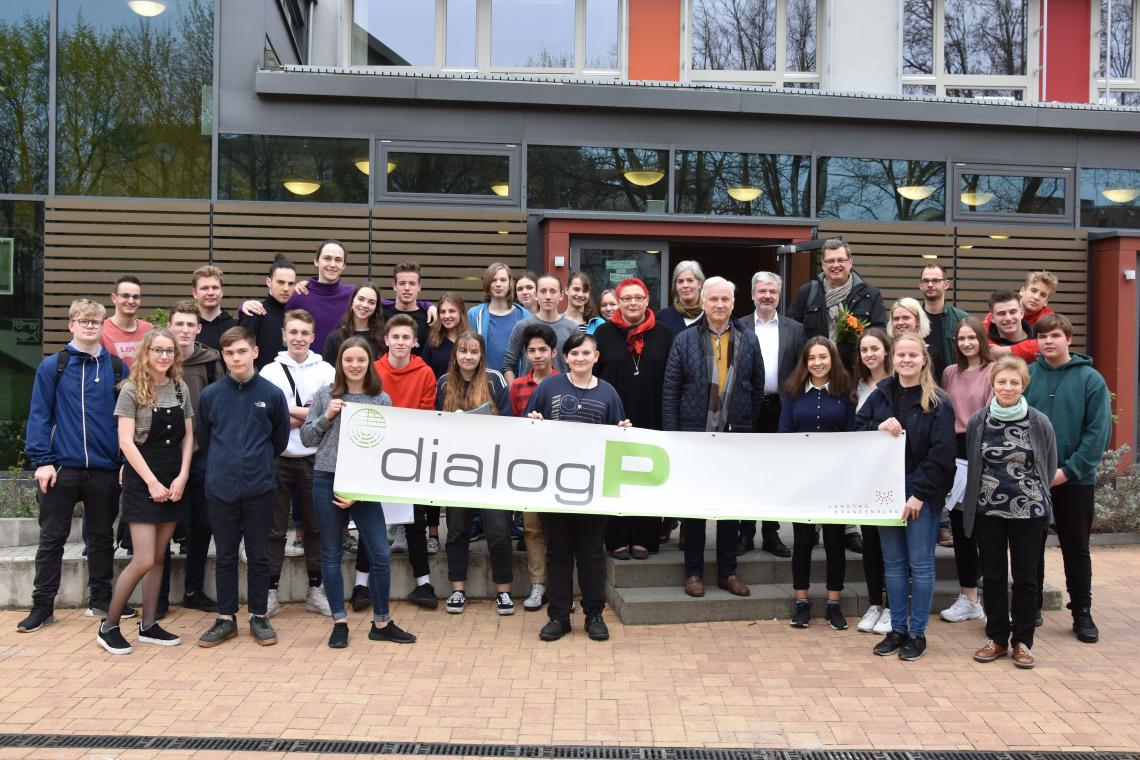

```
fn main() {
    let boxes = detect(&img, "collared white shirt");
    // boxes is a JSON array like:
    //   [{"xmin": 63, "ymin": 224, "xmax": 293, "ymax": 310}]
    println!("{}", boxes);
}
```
[
  {"xmin": 753, "ymin": 312, "xmax": 780, "ymax": 394},
  {"xmin": 804, "ymin": 380, "xmax": 830, "ymax": 393}
]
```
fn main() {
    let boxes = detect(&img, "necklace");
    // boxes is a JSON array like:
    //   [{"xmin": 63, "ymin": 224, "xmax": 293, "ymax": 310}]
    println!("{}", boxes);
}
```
[
  {"xmin": 567, "ymin": 375, "xmax": 596, "ymax": 390},
  {"xmin": 631, "ymin": 353, "xmax": 641, "ymax": 376}
]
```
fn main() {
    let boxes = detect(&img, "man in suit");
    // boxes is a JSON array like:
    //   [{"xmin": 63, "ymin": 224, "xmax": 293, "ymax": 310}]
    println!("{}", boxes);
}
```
[{"xmin": 738, "ymin": 271, "xmax": 802, "ymax": 558}]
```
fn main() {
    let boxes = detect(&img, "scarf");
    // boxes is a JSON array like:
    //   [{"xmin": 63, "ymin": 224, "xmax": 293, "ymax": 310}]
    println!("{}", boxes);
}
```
[
  {"xmin": 673, "ymin": 296, "xmax": 703, "ymax": 319},
  {"xmin": 704, "ymin": 323, "xmax": 737, "ymax": 432},
  {"xmin": 610, "ymin": 307, "xmax": 657, "ymax": 356},
  {"xmin": 989, "ymin": 396, "xmax": 1028, "ymax": 422},
  {"xmin": 822, "ymin": 275, "xmax": 854, "ymax": 341}
]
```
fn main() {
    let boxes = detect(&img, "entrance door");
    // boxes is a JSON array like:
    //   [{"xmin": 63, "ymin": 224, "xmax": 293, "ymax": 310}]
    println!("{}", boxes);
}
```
[
  {"xmin": 570, "ymin": 239, "xmax": 669, "ymax": 308},
  {"xmin": 668, "ymin": 240, "xmax": 782, "ymax": 320}
]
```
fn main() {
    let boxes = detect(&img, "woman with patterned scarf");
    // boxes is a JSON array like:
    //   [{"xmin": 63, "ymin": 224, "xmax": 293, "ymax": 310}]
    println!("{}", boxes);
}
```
[
  {"xmin": 657, "ymin": 260, "xmax": 706, "ymax": 336},
  {"xmin": 593, "ymin": 278, "xmax": 675, "ymax": 559}
]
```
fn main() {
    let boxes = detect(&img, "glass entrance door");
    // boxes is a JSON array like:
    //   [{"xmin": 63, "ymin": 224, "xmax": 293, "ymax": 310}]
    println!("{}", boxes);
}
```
[{"xmin": 569, "ymin": 239, "xmax": 670, "ymax": 309}]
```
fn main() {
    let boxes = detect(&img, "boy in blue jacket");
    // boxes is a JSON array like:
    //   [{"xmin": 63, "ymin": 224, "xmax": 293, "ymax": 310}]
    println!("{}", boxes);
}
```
[
  {"xmin": 19, "ymin": 299, "xmax": 130, "ymax": 632},
  {"xmin": 196, "ymin": 327, "xmax": 290, "ymax": 648}
]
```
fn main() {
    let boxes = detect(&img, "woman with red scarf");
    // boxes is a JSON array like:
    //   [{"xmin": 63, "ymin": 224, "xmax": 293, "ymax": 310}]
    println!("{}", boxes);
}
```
[{"xmin": 593, "ymin": 278, "xmax": 675, "ymax": 559}]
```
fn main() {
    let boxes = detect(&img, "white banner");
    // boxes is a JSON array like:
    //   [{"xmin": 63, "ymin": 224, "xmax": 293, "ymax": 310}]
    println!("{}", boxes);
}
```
[{"xmin": 334, "ymin": 403, "xmax": 907, "ymax": 525}]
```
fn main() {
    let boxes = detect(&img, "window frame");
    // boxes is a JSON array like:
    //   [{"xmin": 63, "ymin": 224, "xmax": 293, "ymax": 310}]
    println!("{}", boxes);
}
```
[
  {"xmin": 900, "ymin": 0, "xmax": 1039, "ymax": 102},
  {"xmin": 950, "ymin": 162, "xmax": 1074, "ymax": 225},
  {"xmin": 1092, "ymin": 0, "xmax": 1140, "ymax": 105},
  {"xmin": 376, "ymin": 140, "xmax": 520, "ymax": 207},
  {"xmin": 682, "ymin": 0, "xmax": 823, "ymax": 87}
]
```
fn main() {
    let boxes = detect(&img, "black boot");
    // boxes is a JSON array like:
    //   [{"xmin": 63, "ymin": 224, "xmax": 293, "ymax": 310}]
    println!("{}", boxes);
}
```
[{"xmin": 1072, "ymin": 607, "xmax": 1099, "ymax": 643}]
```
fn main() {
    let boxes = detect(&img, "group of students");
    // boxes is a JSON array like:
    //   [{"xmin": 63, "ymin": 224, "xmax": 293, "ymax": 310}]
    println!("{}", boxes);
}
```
[{"xmin": 15, "ymin": 239, "xmax": 1113, "ymax": 663}]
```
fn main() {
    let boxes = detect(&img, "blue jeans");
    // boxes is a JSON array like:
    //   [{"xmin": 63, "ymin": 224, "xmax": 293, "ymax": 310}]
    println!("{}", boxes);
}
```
[
  {"xmin": 313, "ymin": 471, "xmax": 391, "ymax": 622},
  {"xmin": 878, "ymin": 483, "xmax": 941, "ymax": 637}
]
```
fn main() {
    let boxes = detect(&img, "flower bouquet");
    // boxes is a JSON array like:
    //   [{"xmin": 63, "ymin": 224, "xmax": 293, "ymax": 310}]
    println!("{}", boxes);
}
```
[{"xmin": 834, "ymin": 306, "xmax": 868, "ymax": 344}]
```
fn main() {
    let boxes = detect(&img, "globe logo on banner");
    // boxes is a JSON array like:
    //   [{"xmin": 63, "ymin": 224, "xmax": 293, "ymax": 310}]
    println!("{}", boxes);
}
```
[{"xmin": 348, "ymin": 407, "xmax": 387, "ymax": 448}]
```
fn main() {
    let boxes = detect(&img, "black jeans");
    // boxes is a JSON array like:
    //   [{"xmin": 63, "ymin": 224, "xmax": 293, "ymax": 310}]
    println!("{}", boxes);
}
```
[
  {"xmin": 32, "ymin": 467, "xmax": 119, "ymax": 610},
  {"xmin": 160, "ymin": 452, "xmax": 212, "ymax": 604},
  {"xmin": 949, "ymin": 508, "xmax": 979, "ymax": 589},
  {"xmin": 792, "ymin": 522, "xmax": 846, "ymax": 591},
  {"xmin": 209, "ymin": 490, "xmax": 274, "ymax": 616},
  {"xmin": 978, "ymin": 514, "xmax": 1046, "ymax": 648},
  {"xmin": 860, "ymin": 524, "xmax": 886, "ymax": 607},
  {"xmin": 446, "ymin": 506, "xmax": 513, "ymax": 584},
  {"xmin": 682, "ymin": 519, "xmax": 739, "ymax": 578},
  {"xmin": 268, "ymin": 456, "xmax": 320, "ymax": 581},
  {"xmin": 1038, "ymin": 482, "xmax": 1095, "ymax": 611},
  {"xmin": 540, "ymin": 512, "xmax": 607, "ymax": 621},
  {"xmin": 740, "ymin": 395, "xmax": 781, "ymax": 543},
  {"xmin": 358, "ymin": 505, "xmax": 431, "ymax": 579},
  {"xmin": 605, "ymin": 516, "xmax": 661, "ymax": 552}
]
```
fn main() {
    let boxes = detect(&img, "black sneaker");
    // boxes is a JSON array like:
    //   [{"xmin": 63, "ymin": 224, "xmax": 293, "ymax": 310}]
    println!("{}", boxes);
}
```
[
  {"xmin": 1072, "ymin": 607, "xmax": 1099, "ymax": 643},
  {"xmin": 198, "ymin": 617, "xmax": 238, "ymax": 648},
  {"xmin": 370, "ymin": 621, "xmax": 416, "ymax": 644},
  {"xmin": 445, "ymin": 590, "xmax": 467, "ymax": 614},
  {"xmin": 87, "ymin": 604, "xmax": 137, "ymax": 620},
  {"xmin": 539, "ymin": 618, "xmax": 572, "ymax": 641},
  {"xmin": 97, "ymin": 624, "xmax": 132, "ymax": 655},
  {"xmin": 182, "ymin": 591, "xmax": 218, "ymax": 612},
  {"xmin": 249, "ymin": 615, "xmax": 277, "ymax": 646},
  {"xmin": 790, "ymin": 600, "xmax": 811, "ymax": 628},
  {"xmin": 350, "ymin": 585, "xmax": 372, "ymax": 612},
  {"xmin": 496, "ymin": 592, "xmax": 515, "ymax": 616},
  {"xmin": 873, "ymin": 630, "xmax": 908, "ymax": 656},
  {"xmin": 407, "ymin": 583, "xmax": 438, "ymax": 610},
  {"xmin": 138, "ymin": 622, "xmax": 181, "ymax": 647},
  {"xmin": 585, "ymin": 613, "xmax": 609, "ymax": 641},
  {"xmin": 825, "ymin": 603, "xmax": 849, "ymax": 631},
  {"xmin": 328, "ymin": 622, "xmax": 349, "ymax": 649},
  {"xmin": 899, "ymin": 634, "xmax": 928, "ymax": 661},
  {"xmin": 16, "ymin": 607, "xmax": 55, "ymax": 633}
]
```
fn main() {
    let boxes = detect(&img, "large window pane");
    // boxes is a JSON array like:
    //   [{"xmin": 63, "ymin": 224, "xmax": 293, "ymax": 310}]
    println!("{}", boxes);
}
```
[
  {"xmin": 352, "ymin": 0, "xmax": 434, "ymax": 66},
  {"xmin": 0, "ymin": 1, "xmax": 49, "ymax": 196},
  {"xmin": 446, "ymin": 0, "xmax": 477, "ymax": 68},
  {"xmin": 386, "ymin": 151, "xmax": 510, "ymax": 196},
  {"xmin": 527, "ymin": 145, "xmax": 669, "ymax": 212},
  {"xmin": 1099, "ymin": 89, "xmax": 1140, "ymax": 105},
  {"xmin": 786, "ymin": 0, "xmax": 816, "ymax": 72},
  {"xmin": 0, "ymin": 200, "xmax": 44, "ymax": 469},
  {"xmin": 945, "ymin": 87, "xmax": 1024, "ymax": 100},
  {"xmin": 691, "ymin": 0, "xmax": 777, "ymax": 71},
  {"xmin": 56, "ymin": 0, "xmax": 213, "ymax": 198},
  {"xmin": 943, "ymin": 0, "xmax": 1026, "ymax": 75},
  {"xmin": 816, "ymin": 158, "xmax": 946, "ymax": 221},
  {"xmin": 218, "ymin": 135, "xmax": 369, "ymax": 204},
  {"xmin": 1100, "ymin": 0, "xmax": 1134, "ymax": 79},
  {"xmin": 579, "ymin": 248, "xmax": 663, "ymax": 307},
  {"xmin": 902, "ymin": 0, "xmax": 934, "ymax": 74},
  {"xmin": 491, "ymin": 0, "xmax": 575, "ymax": 68},
  {"xmin": 674, "ymin": 151, "xmax": 810, "ymax": 217},
  {"xmin": 1081, "ymin": 167, "xmax": 1140, "ymax": 229},
  {"xmin": 959, "ymin": 173, "xmax": 1066, "ymax": 215},
  {"xmin": 585, "ymin": 0, "xmax": 620, "ymax": 70}
]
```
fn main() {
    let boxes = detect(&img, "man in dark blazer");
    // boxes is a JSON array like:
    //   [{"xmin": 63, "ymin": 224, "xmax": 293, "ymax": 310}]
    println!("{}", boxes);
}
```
[{"xmin": 738, "ymin": 271, "xmax": 803, "ymax": 558}]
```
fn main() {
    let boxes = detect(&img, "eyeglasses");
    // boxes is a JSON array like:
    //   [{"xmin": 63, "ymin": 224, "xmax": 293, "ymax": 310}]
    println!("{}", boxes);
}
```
[
  {"xmin": 919, "ymin": 278, "xmax": 945, "ymax": 286},
  {"xmin": 115, "ymin": 293, "xmax": 141, "ymax": 300},
  {"xmin": 149, "ymin": 347, "xmax": 177, "ymax": 356},
  {"xmin": 822, "ymin": 258, "xmax": 849, "ymax": 266},
  {"xmin": 619, "ymin": 295, "xmax": 648, "ymax": 304},
  {"xmin": 74, "ymin": 319, "xmax": 103, "ymax": 328}
]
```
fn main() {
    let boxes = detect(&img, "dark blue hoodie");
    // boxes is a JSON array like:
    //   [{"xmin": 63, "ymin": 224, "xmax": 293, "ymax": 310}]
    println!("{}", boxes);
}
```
[
  {"xmin": 25, "ymin": 343, "xmax": 122, "ymax": 471},
  {"xmin": 197, "ymin": 372, "xmax": 290, "ymax": 502}
]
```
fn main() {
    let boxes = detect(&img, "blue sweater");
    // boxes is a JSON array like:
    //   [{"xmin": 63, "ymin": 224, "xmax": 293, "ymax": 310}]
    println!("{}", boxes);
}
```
[
  {"xmin": 778, "ymin": 385, "xmax": 856, "ymax": 433},
  {"xmin": 197, "ymin": 373, "xmax": 290, "ymax": 502}
]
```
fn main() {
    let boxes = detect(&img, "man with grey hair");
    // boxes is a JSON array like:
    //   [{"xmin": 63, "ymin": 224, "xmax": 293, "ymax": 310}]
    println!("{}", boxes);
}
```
[
  {"xmin": 737, "ymin": 271, "xmax": 803, "ymax": 558},
  {"xmin": 788, "ymin": 239, "xmax": 886, "ymax": 370},
  {"xmin": 662, "ymin": 277, "xmax": 765, "ymax": 598}
]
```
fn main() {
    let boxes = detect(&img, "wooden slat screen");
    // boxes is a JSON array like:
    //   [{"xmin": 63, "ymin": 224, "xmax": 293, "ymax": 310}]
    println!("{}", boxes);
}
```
[{"xmin": 817, "ymin": 221, "xmax": 1088, "ymax": 351}]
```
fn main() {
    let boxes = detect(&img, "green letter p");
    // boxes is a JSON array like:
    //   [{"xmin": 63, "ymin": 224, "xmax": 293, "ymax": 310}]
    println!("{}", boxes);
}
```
[{"xmin": 602, "ymin": 441, "xmax": 670, "ymax": 497}]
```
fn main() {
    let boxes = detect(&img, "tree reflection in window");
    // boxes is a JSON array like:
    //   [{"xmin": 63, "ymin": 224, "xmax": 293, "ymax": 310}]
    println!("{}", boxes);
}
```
[
  {"xmin": 674, "ymin": 151, "xmax": 810, "ymax": 217},
  {"xmin": 387, "ymin": 152, "xmax": 510, "ymax": 196},
  {"xmin": 1100, "ymin": 0, "xmax": 1134, "ymax": 79},
  {"xmin": 943, "ymin": 0, "xmax": 1026, "ymax": 75},
  {"xmin": 786, "ymin": 0, "xmax": 816, "ymax": 72},
  {"xmin": 959, "ymin": 173, "xmax": 1065, "ymax": 215},
  {"xmin": 816, "ymin": 157, "xmax": 946, "ymax": 221},
  {"xmin": 0, "ymin": 6, "xmax": 49, "ymax": 195},
  {"xmin": 902, "ymin": 0, "xmax": 934, "ymax": 75},
  {"xmin": 1081, "ymin": 167, "xmax": 1140, "ymax": 229},
  {"xmin": 218, "ymin": 135, "xmax": 369, "ymax": 204},
  {"xmin": 691, "ymin": 0, "xmax": 777, "ymax": 71},
  {"xmin": 527, "ymin": 146, "xmax": 668, "ymax": 212}
]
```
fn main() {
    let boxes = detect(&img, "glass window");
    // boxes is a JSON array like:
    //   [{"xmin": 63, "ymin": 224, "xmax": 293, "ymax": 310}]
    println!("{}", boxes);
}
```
[
  {"xmin": 0, "ymin": 200, "xmax": 44, "ymax": 469},
  {"xmin": 527, "ymin": 145, "xmax": 669, "ymax": 212},
  {"xmin": 585, "ymin": 0, "xmax": 620, "ymax": 70},
  {"xmin": 492, "ymin": 0, "xmax": 575, "ymax": 68},
  {"xmin": 55, "ymin": 0, "xmax": 213, "ymax": 199},
  {"xmin": 691, "ymin": 0, "xmax": 777, "ymax": 71},
  {"xmin": 944, "ymin": 0, "xmax": 1026, "ymax": 75},
  {"xmin": 352, "ymin": 0, "xmax": 435, "ymax": 66},
  {"xmin": 446, "ymin": 0, "xmax": 477, "ymax": 68},
  {"xmin": 0, "ymin": 2, "xmax": 49, "ymax": 196},
  {"xmin": 1099, "ymin": 89, "xmax": 1140, "ymax": 105},
  {"xmin": 785, "ymin": 0, "xmax": 816, "ymax": 72},
  {"xmin": 959, "ymin": 172, "xmax": 1066, "ymax": 215},
  {"xmin": 385, "ymin": 151, "xmax": 511, "ymax": 196},
  {"xmin": 902, "ymin": 0, "xmax": 934, "ymax": 75},
  {"xmin": 1080, "ymin": 167, "xmax": 1140, "ymax": 228},
  {"xmin": 674, "ymin": 151, "xmax": 810, "ymax": 217},
  {"xmin": 944, "ymin": 88, "xmax": 1024, "ymax": 100},
  {"xmin": 578, "ymin": 247, "xmax": 664, "ymax": 306},
  {"xmin": 218, "ymin": 135, "xmax": 369, "ymax": 203},
  {"xmin": 903, "ymin": 84, "xmax": 937, "ymax": 96},
  {"xmin": 816, "ymin": 158, "xmax": 946, "ymax": 222},
  {"xmin": 1100, "ymin": 0, "xmax": 1134, "ymax": 78}
]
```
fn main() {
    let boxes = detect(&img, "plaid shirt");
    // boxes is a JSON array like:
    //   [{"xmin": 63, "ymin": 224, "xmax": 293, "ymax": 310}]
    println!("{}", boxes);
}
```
[{"xmin": 509, "ymin": 368, "xmax": 559, "ymax": 417}]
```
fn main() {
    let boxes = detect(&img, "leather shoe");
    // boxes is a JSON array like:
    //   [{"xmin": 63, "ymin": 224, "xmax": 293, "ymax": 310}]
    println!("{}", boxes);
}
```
[
  {"xmin": 683, "ymin": 575, "xmax": 704, "ymax": 597},
  {"xmin": 760, "ymin": 537, "xmax": 791, "ymax": 558},
  {"xmin": 735, "ymin": 535, "xmax": 755, "ymax": 556},
  {"xmin": 718, "ymin": 575, "xmax": 750, "ymax": 596},
  {"xmin": 1011, "ymin": 642, "xmax": 1035, "ymax": 669},
  {"xmin": 844, "ymin": 531, "xmax": 864, "ymax": 554}
]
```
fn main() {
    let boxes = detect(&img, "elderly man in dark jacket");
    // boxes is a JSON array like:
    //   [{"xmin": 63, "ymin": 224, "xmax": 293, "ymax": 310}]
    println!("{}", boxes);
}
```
[{"xmin": 662, "ymin": 276, "xmax": 765, "ymax": 599}]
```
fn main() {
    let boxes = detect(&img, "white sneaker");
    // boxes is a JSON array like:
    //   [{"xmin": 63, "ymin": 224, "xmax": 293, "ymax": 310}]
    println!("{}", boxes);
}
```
[
  {"xmin": 873, "ymin": 607, "xmax": 893, "ymax": 634},
  {"xmin": 266, "ymin": 588, "xmax": 281, "ymax": 618},
  {"xmin": 305, "ymin": 585, "xmax": 332, "ymax": 616},
  {"xmin": 426, "ymin": 536, "xmax": 440, "ymax": 554},
  {"xmin": 390, "ymin": 525, "xmax": 408, "ymax": 554},
  {"xmin": 284, "ymin": 535, "xmax": 305, "ymax": 557},
  {"xmin": 239, "ymin": 540, "xmax": 247, "ymax": 563},
  {"xmin": 523, "ymin": 583, "xmax": 546, "ymax": 611},
  {"xmin": 940, "ymin": 593, "xmax": 986, "ymax": 622},
  {"xmin": 857, "ymin": 605, "xmax": 883, "ymax": 633}
]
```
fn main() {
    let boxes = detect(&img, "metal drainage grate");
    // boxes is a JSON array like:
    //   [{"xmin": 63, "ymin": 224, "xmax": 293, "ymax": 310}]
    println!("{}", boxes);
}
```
[{"xmin": 0, "ymin": 737, "xmax": 1136, "ymax": 759}]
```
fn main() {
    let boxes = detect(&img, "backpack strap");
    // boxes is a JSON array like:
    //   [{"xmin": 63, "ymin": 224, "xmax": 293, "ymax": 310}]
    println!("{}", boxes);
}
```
[
  {"xmin": 54, "ymin": 349, "xmax": 123, "ymax": 387},
  {"xmin": 280, "ymin": 364, "xmax": 302, "ymax": 407}
]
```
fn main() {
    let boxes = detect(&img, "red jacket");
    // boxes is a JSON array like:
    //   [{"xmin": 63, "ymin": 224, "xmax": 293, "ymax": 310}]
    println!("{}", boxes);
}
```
[{"xmin": 373, "ymin": 355, "xmax": 436, "ymax": 410}]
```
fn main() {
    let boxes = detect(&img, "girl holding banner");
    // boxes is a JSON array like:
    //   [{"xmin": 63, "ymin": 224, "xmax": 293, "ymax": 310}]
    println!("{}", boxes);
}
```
[{"xmin": 857, "ymin": 332, "xmax": 956, "ymax": 662}]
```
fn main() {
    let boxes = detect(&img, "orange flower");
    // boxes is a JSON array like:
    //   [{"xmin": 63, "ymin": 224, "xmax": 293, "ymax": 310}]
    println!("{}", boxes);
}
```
[{"xmin": 846, "ymin": 314, "xmax": 859, "ymax": 328}]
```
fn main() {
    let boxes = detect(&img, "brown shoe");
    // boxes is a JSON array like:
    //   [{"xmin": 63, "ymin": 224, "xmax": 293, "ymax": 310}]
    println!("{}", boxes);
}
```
[
  {"xmin": 717, "ymin": 575, "xmax": 750, "ymax": 596},
  {"xmin": 684, "ymin": 575, "xmax": 704, "ymax": 597},
  {"xmin": 972, "ymin": 639, "xmax": 1008, "ymax": 663},
  {"xmin": 1012, "ymin": 642, "xmax": 1035, "ymax": 669}
]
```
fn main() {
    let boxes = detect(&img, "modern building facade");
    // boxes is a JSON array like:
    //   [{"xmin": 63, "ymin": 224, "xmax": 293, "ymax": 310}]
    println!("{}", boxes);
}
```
[{"xmin": 1, "ymin": 0, "xmax": 1139, "ymax": 469}]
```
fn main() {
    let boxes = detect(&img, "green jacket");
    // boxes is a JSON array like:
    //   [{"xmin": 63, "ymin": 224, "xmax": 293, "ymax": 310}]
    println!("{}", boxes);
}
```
[
  {"xmin": 1025, "ymin": 353, "xmax": 1112, "ymax": 485},
  {"xmin": 935, "ymin": 304, "xmax": 969, "ymax": 368}
]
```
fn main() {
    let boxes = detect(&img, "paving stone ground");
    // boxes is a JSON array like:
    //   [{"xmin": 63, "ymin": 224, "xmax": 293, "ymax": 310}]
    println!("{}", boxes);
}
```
[{"xmin": 0, "ymin": 544, "xmax": 1138, "ymax": 759}]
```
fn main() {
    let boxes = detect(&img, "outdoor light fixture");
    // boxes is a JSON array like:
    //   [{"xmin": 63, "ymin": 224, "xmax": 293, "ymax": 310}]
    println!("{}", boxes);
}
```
[
  {"xmin": 989, "ymin": 234, "xmax": 1010, "ymax": 240},
  {"xmin": 726, "ymin": 185, "xmax": 763, "ymax": 202},
  {"xmin": 960, "ymin": 191, "xmax": 994, "ymax": 206},
  {"xmin": 645, "ymin": 249, "xmax": 661, "ymax": 254},
  {"xmin": 128, "ymin": 0, "xmax": 166, "ymax": 16},
  {"xmin": 283, "ymin": 180, "xmax": 321, "ymax": 196},
  {"xmin": 490, "ymin": 183, "xmax": 510, "ymax": 196},
  {"xmin": 354, "ymin": 159, "xmax": 370, "ymax": 175},
  {"xmin": 921, "ymin": 254, "xmax": 938, "ymax": 259},
  {"xmin": 623, "ymin": 170, "xmax": 665, "ymax": 186},
  {"xmin": 959, "ymin": 244, "xmax": 974, "ymax": 250},
  {"xmin": 1102, "ymin": 187, "xmax": 1140, "ymax": 203},
  {"xmin": 897, "ymin": 185, "xmax": 936, "ymax": 201},
  {"xmin": 387, "ymin": 160, "xmax": 396, "ymax": 173}
]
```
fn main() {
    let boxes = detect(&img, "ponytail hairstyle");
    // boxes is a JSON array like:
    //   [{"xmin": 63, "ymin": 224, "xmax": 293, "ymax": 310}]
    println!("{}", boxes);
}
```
[{"xmin": 441, "ymin": 331, "xmax": 497, "ymax": 414}]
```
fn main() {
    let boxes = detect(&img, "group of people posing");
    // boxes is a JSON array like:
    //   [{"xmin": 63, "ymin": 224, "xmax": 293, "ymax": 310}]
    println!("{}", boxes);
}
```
[{"xmin": 17, "ymin": 239, "xmax": 1111, "ymax": 666}]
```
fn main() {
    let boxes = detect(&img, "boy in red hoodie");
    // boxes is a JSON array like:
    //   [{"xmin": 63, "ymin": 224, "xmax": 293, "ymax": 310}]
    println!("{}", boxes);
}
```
[
  {"xmin": 982, "ymin": 270, "xmax": 1058, "ymax": 351},
  {"xmin": 368, "ymin": 314, "xmax": 438, "ymax": 608}
]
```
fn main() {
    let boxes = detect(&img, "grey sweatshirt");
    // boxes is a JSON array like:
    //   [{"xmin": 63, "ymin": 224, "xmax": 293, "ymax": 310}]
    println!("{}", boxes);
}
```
[{"xmin": 300, "ymin": 386, "xmax": 392, "ymax": 473}]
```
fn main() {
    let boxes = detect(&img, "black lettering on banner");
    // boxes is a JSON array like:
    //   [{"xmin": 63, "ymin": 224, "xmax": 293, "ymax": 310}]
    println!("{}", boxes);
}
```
[
  {"xmin": 443, "ymin": 454, "xmax": 484, "ymax": 487},
  {"xmin": 381, "ymin": 438, "xmax": 424, "ymax": 482},
  {"xmin": 554, "ymin": 463, "xmax": 595, "ymax": 506}
]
